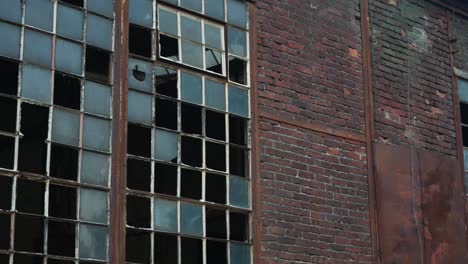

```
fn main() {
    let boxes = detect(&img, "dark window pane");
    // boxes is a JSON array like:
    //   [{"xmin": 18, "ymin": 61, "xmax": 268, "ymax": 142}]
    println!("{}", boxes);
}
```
[
  {"xmin": 61, "ymin": 0, "xmax": 83, "ymax": 7},
  {"xmin": 181, "ymin": 237, "xmax": 202, "ymax": 264},
  {"xmin": 54, "ymin": 73, "xmax": 81, "ymax": 110},
  {"xmin": 13, "ymin": 254, "xmax": 43, "ymax": 264},
  {"xmin": 156, "ymin": 66, "xmax": 178, "ymax": 98},
  {"xmin": 155, "ymin": 97, "xmax": 178, "ymax": 130},
  {"xmin": 230, "ymin": 146, "xmax": 247, "ymax": 177},
  {"xmin": 0, "ymin": 254, "xmax": 8, "ymax": 263},
  {"xmin": 127, "ymin": 158, "xmax": 151, "ymax": 192},
  {"xmin": 206, "ymin": 208, "xmax": 226, "ymax": 239},
  {"xmin": 155, "ymin": 233, "xmax": 178, "ymax": 264},
  {"xmin": 0, "ymin": 135, "xmax": 14, "ymax": 169},
  {"xmin": 128, "ymin": 124, "xmax": 151, "ymax": 158},
  {"xmin": 0, "ymin": 176, "xmax": 12, "ymax": 210},
  {"xmin": 18, "ymin": 103, "xmax": 49, "ymax": 174},
  {"xmin": 160, "ymin": 34, "xmax": 179, "ymax": 61},
  {"xmin": 0, "ymin": 96, "xmax": 16, "ymax": 133},
  {"xmin": 14, "ymin": 214, "xmax": 44, "ymax": 253},
  {"xmin": 461, "ymin": 103, "xmax": 468, "ymax": 124},
  {"xmin": 207, "ymin": 240, "xmax": 227, "ymax": 264},
  {"xmin": 154, "ymin": 162, "xmax": 177, "ymax": 196},
  {"xmin": 47, "ymin": 220, "xmax": 75, "ymax": 257},
  {"xmin": 181, "ymin": 136, "xmax": 202, "ymax": 167},
  {"xmin": 50, "ymin": 143, "xmax": 79, "ymax": 181},
  {"xmin": 206, "ymin": 173, "xmax": 226, "ymax": 204},
  {"xmin": 206, "ymin": 110, "xmax": 226, "ymax": 141},
  {"xmin": 206, "ymin": 142, "xmax": 226, "ymax": 171},
  {"xmin": 230, "ymin": 212, "xmax": 249, "ymax": 242},
  {"xmin": 0, "ymin": 213, "xmax": 10, "ymax": 250},
  {"xmin": 181, "ymin": 103, "xmax": 202, "ymax": 135},
  {"xmin": 85, "ymin": 46, "xmax": 110, "ymax": 83},
  {"xmin": 129, "ymin": 24, "xmax": 152, "ymax": 58},
  {"xmin": 229, "ymin": 57, "xmax": 247, "ymax": 85},
  {"xmin": 0, "ymin": 58, "xmax": 18, "ymax": 95},
  {"xmin": 48, "ymin": 258, "xmax": 75, "ymax": 264},
  {"xmin": 463, "ymin": 126, "xmax": 468, "ymax": 147},
  {"xmin": 16, "ymin": 179, "xmax": 45, "ymax": 215},
  {"xmin": 127, "ymin": 195, "xmax": 151, "ymax": 228},
  {"xmin": 229, "ymin": 115, "xmax": 247, "ymax": 146},
  {"xmin": 181, "ymin": 169, "xmax": 202, "ymax": 200},
  {"xmin": 49, "ymin": 184, "xmax": 77, "ymax": 220},
  {"xmin": 126, "ymin": 229, "xmax": 151, "ymax": 264}
]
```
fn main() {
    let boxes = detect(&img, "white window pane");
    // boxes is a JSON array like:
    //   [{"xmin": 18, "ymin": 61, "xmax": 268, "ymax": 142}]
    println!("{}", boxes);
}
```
[
  {"xmin": 227, "ymin": 0, "xmax": 247, "ymax": 28},
  {"xmin": 205, "ymin": 0, "xmax": 225, "ymax": 21},
  {"xmin": 159, "ymin": 8, "xmax": 178, "ymax": 36},
  {"xmin": 228, "ymin": 27, "xmax": 247, "ymax": 58},
  {"xmin": 180, "ymin": 0, "xmax": 202, "ymax": 12},
  {"xmin": 205, "ymin": 24, "xmax": 223, "ymax": 50},
  {"xmin": 21, "ymin": 64, "xmax": 52, "ymax": 104}
]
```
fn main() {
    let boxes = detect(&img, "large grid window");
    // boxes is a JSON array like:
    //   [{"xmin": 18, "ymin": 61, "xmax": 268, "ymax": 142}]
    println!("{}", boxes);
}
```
[
  {"xmin": 0, "ymin": 0, "xmax": 114, "ymax": 263},
  {"xmin": 460, "ymin": 78, "xmax": 468, "ymax": 194},
  {"xmin": 126, "ymin": 0, "xmax": 252, "ymax": 264}
]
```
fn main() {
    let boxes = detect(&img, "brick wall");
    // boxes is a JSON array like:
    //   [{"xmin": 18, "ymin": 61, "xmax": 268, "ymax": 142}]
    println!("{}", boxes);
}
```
[{"xmin": 452, "ymin": 13, "xmax": 468, "ymax": 72}]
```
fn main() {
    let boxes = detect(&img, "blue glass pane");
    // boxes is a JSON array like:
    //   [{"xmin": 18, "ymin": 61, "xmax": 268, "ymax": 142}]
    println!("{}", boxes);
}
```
[
  {"xmin": 21, "ymin": 64, "xmax": 52, "ymax": 104},
  {"xmin": 129, "ymin": 0, "xmax": 153, "ymax": 28},
  {"xmin": 83, "ymin": 116, "xmax": 111, "ymax": 152},
  {"xmin": 159, "ymin": 8, "xmax": 178, "ymax": 36},
  {"xmin": 80, "ymin": 189, "xmax": 108, "ymax": 224},
  {"xmin": 0, "ymin": 22, "xmax": 21, "ymax": 59},
  {"xmin": 464, "ymin": 148, "xmax": 468, "ymax": 169},
  {"xmin": 154, "ymin": 199, "xmax": 178, "ymax": 232},
  {"xmin": 230, "ymin": 243, "xmax": 251, "ymax": 264},
  {"xmin": 229, "ymin": 86, "xmax": 249, "ymax": 117},
  {"xmin": 181, "ymin": 72, "xmax": 202, "ymax": 104},
  {"xmin": 180, "ymin": 0, "xmax": 202, "ymax": 12},
  {"xmin": 0, "ymin": 1, "xmax": 22, "ymax": 23},
  {"xmin": 155, "ymin": 130, "xmax": 178, "ymax": 162},
  {"xmin": 460, "ymin": 79, "xmax": 468, "ymax": 103},
  {"xmin": 205, "ymin": 24, "xmax": 223, "ymax": 50},
  {"xmin": 81, "ymin": 151, "xmax": 110, "ymax": 187},
  {"xmin": 180, "ymin": 202, "xmax": 203, "ymax": 237},
  {"xmin": 182, "ymin": 41, "xmax": 203, "ymax": 68},
  {"xmin": 56, "ymin": 39, "xmax": 83, "ymax": 76},
  {"xmin": 84, "ymin": 81, "xmax": 111, "ymax": 117},
  {"xmin": 205, "ymin": 0, "xmax": 225, "ymax": 21},
  {"xmin": 128, "ymin": 58, "xmax": 153, "ymax": 93},
  {"xmin": 24, "ymin": 29, "xmax": 52, "ymax": 67},
  {"xmin": 57, "ymin": 4, "xmax": 84, "ymax": 40},
  {"xmin": 128, "ymin": 90, "xmax": 153, "ymax": 125},
  {"xmin": 465, "ymin": 173, "xmax": 468, "ymax": 195},
  {"xmin": 25, "ymin": 0, "xmax": 54, "ymax": 31},
  {"xmin": 227, "ymin": 0, "xmax": 247, "ymax": 28},
  {"xmin": 87, "ymin": 15, "xmax": 113, "ymax": 51},
  {"xmin": 229, "ymin": 176, "xmax": 249, "ymax": 208},
  {"xmin": 79, "ymin": 224, "xmax": 108, "ymax": 261},
  {"xmin": 205, "ymin": 79, "xmax": 225, "ymax": 111},
  {"xmin": 52, "ymin": 109, "xmax": 80, "ymax": 146},
  {"xmin": 228, "ymin": 27, "xmax": 247, "ymax": 57},
  {"xmin": 87, "ymin": 0, "xmax": 114, "ymax": 18},
  {"xmin": 181, "ymin": 16, "xmax": 202, "ymax": 43}
]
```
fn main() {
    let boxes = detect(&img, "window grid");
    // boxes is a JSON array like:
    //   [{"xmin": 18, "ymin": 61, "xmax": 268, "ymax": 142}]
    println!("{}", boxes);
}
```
[{"xmin": 459, "ymin": 77, "xmax": 468, "ymax": 194}]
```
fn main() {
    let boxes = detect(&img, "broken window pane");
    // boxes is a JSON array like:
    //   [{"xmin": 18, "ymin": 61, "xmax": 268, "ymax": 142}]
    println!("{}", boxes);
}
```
[
  {"xmin": 84, "ymin": 81, "xmax": 112, "ymax": 117},
  {"xmin": 155, "ymin": 233, "xmax": 178, "ymax": 264},
  {"xmin": 129, "ymin": 0, "xmax": 153, "ymax": 28},
  {"xmin": 52, "ymin": 108, "xmax": 80, "ymax": 147},
  {"xmin": 16, "ymin": 179, "xmax": 45, "ymax": 215},
  {"xmin": 79, "ymin": 224, "xmax": 108, "ymax": 261},
  {"xmin": 155, "ymin": 129, "xmax": 178, "ymax": 162},
  {"xmin": 181, "ymin": 168, "xmax": 202, "ymax": 200},
  {"xmin": 207, "ymin": 240, "xmax": 227, "ymax": 264},
  {"xmin": 206, "ymin": 110, "xmax": 226, "ymax": 141},
  {"xmin": 229, "ymin": 57, "xmax": 248, "ymax": 85},
  {"xmin": 227, "ymin": 0, "xmax": 248, "ymax": 28},
  {"xmin": 21, "ymin": 64, "xmax": 52, "ymax": 103},
  {"xmin": 127, "ymin": 195, "xmax": 151, "ymax": 228},
  {"xmin": 180, "ymin": 0, "xmax": 202, "ymax": 12},
  {"xmin": 48, "ymin": 220, "xmax": 76, "ymax": 257},
  {"xmin": 181, "ymin": 237, "xmax": 203, "ymax": 264},
  {"xmin": 80, "ymin": 151, "xmax": 110, "ymax": 187},
  {"xmin": 61, "ymin": 0, "xmax": 83, "ymax": 7},
  {"xmin": 23, "ymin": 29, "xmax": 52, "ymax": 67},
  {"xmin": 0, "ymin": 96, "xmax": 16, "ymax": 133},
  {"xmin": 205, "ymin": 79, "xmax": 226, "ymax": 111},
  {"xmin": 54, "ymin": 72, "xmax": 82, "ymax": 110},
  {"xmin": 126, "ymin": 229, "xmax": 151, "ymax": 263},
  {"xmin": 206, "ymin": 208, "xmax": 227, "ymax": 239},
  {"xmin": 0, "ymin": 135, "xmax": 14, "ymax": 170},
  {"xmin": 160, "ymin": 34, "xmax": 179, "ymax": 61},
  {"xmin": 127, "ymin": 158, "xmax": 151, "ymax": 192},
  {"xmin": 156, "ymin": 66, "xmax": 178, "ymax": 98},
  {"xmin": 159, "ymin": 8, "xmax": 178, "ymax": 36},
  {"xmin": 128, "ymin": 124, "xmax": 152, "ymax": 158},
  {"xmin": 25, "ymin": 0, "xmax": 54, "ymax": 31},
  {"xmin": 0, "ymin": 22, "xmax": 21, "ymax": 59},
  {"xmin": 230, "ymin": 212, "xmax": 249, "ymax": 242},
  {"xmin": 87, "ymin": 0, "xmax": 114, "ymax": 18},
  {"xmin": 230, "ymin": 115, "xmax": 248, "ymax": 146},
  {"xmin": 87, "ymin": 15, "xmax": 113, "ymax": 51},
  {"xmin": 229, "ymin": 176, "xmax": 249, "ymax": 208},
  {"xmin": 154, "ymin": 162, "xmax": 178, "ymax": 196},
  {"xmin": 154, "ymin": 198, "xmax": 178, "ymax": 232},
  {"xmin": 83, "ymin": 116, "xmax": 111, "ymax": 152},
  {"xmin": 14, "ymin": 214, "xmax": 44, "ymax": 253},
  {"xmin": 129, "ymin": 24, "xmax": 152, "ymax": 58},
  {"xmin": 182, "ymin": 41, "xmax": 203, "ymax": 68},
  {"xmin": 55, "ymin": 38, "xmax": 83, "ymax": 76},
  {"xmin": 181, "ymin": 103, "xmax": 202, "ymax": 134},
  {"xmin": 128, "ymin": 58, "xmax": 153, "ymax": 93},
  {"xmin": 181, "ymin": 16, "xmax": 202, "ymax": 43},
  {"xmin": 49, "ymin": 184, "xmax": 77, "ymax": 220},
  {"xmin": 230, "ymin": 243, "xmax": 251, "ymax": 264},
  {"xmin": 180, "ymin": 202, "xmax": 203, "ymax": 236},
  {"xmin": 181, "ymin": 72, "xmax": 202, "ymax": 104},
  {"xmin": 155, "ymin": 97, "xmax": 178, "ymax": 130},
  {"xmin": 181, "ymin": 136, "xmax": 202, "ymax": 167},
  {"xmin": 229, "ymin": 86, "xmax": 249, "ymax": 117},
  {"xmin": 85, "ymin": 46, "xmax": 110, "ymax": 83},
  {"xmin": 230, "ymin": 146, "xmax": 247, "ymax": 177},
  {"xmin": 0, "ymin": 58, "xmax": 19, "ymax": 95},
  {"xmin": 50, "ymin": 143, "xmax": 79, "ymax": 181},
  {"xmin": 206, "ymin": 48, "xmax": 223, "ymax": 74},
  {"xmin": 57, "ymin": 4, "xmax": 84, "ymax": 40},
  {"xmin": 0, "ymin": 213, "xmax": 10, "ymax": 250},
  {"xmin": 0, "ymin": 0, "xmax": 21, "ymax": 23},
  {"xmin": 0, "ymin": 176, "xmax": 12, "ymax": 210},
  {"xmin": 80, "ymin": 189, "xmax": 108, "ymax": 224},
  {"xmin": 228, "ymin": 27, "xmax": 247, "ymax": 58},
  {"xmin": 206, "ymin": 142, "xmax": 226, "ymax": 171},
  {"xmin": 206, "ymin": 173, "xmax": 226, "ymax": 204}
]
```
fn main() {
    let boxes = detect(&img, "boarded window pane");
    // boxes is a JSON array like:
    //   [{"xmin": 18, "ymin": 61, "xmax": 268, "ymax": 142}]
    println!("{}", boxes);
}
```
[
  {"xmin": 181, "ymin": 72, "xmax": 202, "ymax": 104},
  {"xmin": 24, "ymin": 29, "xmax": 52, "ymax": 67},
  {"xmin": 21, "ymin": 64, "xmax": 52, "ymax": 103},
  {"xmin": 55, "ymin": 38, "xmax": 83, "ymax": 76},
  {"xmin": 129, "ymin": 0, "xmax": 153, "ymax": 28},
  {"xmin": 57, "ymin": 4, "xmax": 84, "ymax": 40},
  {"xmin": 79, "ymin": 224, "xmax": 108, "ymax": 261},
  {"xmin": 180, "ymin": 202, "xmax": 203, "ymax": 236},
  {"xmin": 128, "ymin": 90, "xmax": 153, "ymax": 125},
  {"xmin": 0, "ymin": 22, "xmax": 21, "ymax": 59},
  {"xmin": 80, "ymin": 189, "xmax": 108, "ymax": 224},
  {"xmin": 229, "ymin": 176, "xmax": 249, "ymax": 208},
  {"xmin": 154, "ymin": 199, "xmax": 178, "ymax": 232},
  {"xmin": 205, "ymin": 79, "xmax": 226, "ymax": 111},
  {"xmin": 84, "ymin": 81, "xmax": 112, "ymax": 117},
  {"xmin": 25, "ymin": 0, "xmax": 54, "ymax": 31},
  {"xmin": 80, "ymin": 151, "xmax": 110, "ymax": 187},
  {"xmin": 128, "ymin": 58, "xmax": 153, "ymax": 93},
  {"xmin": 83, "ymin": 116, "xmax": 111, "ymax": 152},
  {"xmin": 87, "ymin": 15, "xmax": 113, "ymax": 51},
  {"xmin": 155, "ymin": 129, "xmax": 178, "ymax": 162}
]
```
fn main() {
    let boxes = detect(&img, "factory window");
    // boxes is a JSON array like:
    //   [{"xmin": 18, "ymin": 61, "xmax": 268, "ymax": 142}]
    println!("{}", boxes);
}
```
[{"xmin": 460, "ymin": 77, "xmax": 468, "ymax": 194}]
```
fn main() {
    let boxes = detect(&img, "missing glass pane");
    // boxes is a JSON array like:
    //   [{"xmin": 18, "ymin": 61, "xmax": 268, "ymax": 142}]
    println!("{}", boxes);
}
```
[
  {"xmin": 16, "ymin": 179, "xmax": 45, "ymax": 215},
  {"xmin": 463, "ymin": 126, "xmax": 468, "ymax": 147},
  {"xmin": 181, "ymin": 136, "xmax": 202, "ymax": 167},
  {"xmin": 126, "ymin": 229, "xmax": 151, "ymax": 263},
  {"xmin": 181, "ymin": 168, "xmax": 202, "ymax": 200},
  {"xmin": 230, "ymin": 212, "xmax": 249, "ymax": 242},
  {"xmin": 206, "ymin": 208, "xmax": 227, "ymax": 239},
  {"xmin": 206, "ymin": 142, "xmax": 226, "ymax": 171},
  {"xmin": 0, "ymin": 96, "xmax": 16, "ymax": 133},
  {"xmin": 0, "ymin": 213, "xmax": 10, "ymax": 250},
  {"xmin": 160, "ymin": 34, "xmax": 179, "ymax": 61},
  {"xmin": 229, "ymin": 57, "xmax": 247, "ymax": 85},
  {"xmin": 129, "ymin": 24, "xmax": 152, "ymax": 58},
  {"xmin": 461, "ymin": 103, "xmax": 468, "ymax": 124},
  {"xmin": 14, "ymin": 214, "xmax": 44, "ymax": 253},
  {"xmin": 47, "ymin": 220, "xmax": 75, "ymax": 257},
  {"xmin": 156, "ymin": 66, "xmax": 178, "ymax": 98},
  {"xmin": 49, "ymin": 184, "xmax": 77, "ymax": 220},
  {"xmin": 181, "ymin": 103, "xmax": 202, "ymax": 135},
  {"xmin": 155, "ymin": 97, "xmax": 178, "ymax": 130},
  {"xmin": 48, "ymin": 258, "xmax": 75, "ymax": 264},
  {"xmin": 155, "ymin": 233, "xmax": 178, "ymax": 264},
  {"xmin": 207, "ymin": 240, "xmax": 227, "ymax": 264},
  {"xmin": 181, "ymin": 237, "xmax": 203, "ymax": 264},
  {"xmin": 54, "ymin": 72, "xmax": 81, "ymax": 110},
  {"xmin": 85, "ymin": 46, "xmax": 110, "ymax": 83},
  {"xmin": 230, "ymin": 146, "xmax": 247, "ymax": 177},
  {"xmin": 127, "ymin": 195, "xmax": 151, "ymax": 228},
  {"xmin": 0, "ymin": 135, "xmax": 14, "ymax": 169},
  {"xmin": 0, "ymin": 58, "xmax": 18, "ymax": 95},
  {"xmin": 206, "ymin": 48, "xmax": 223, "ymax": 74},
  {"xmin": 127, "ymin": 158, "xmax": 151, "ymax": 192},
  {"xmin": 60, "ymin": 0, "xmax": 83, "ymax": 7},
  {"xmin": 230, "ymin": 115, "xmax": 247, "ymax": 146},
  {"xmin": 0, "ymin": 176, "xmax": 12, "ymax": 210},
  {"xmin": 50, "ymin": 143, "xmax": 79, "ymax": 181},
  {"xmin": 206, "ymin": 110, "xmax": 226, "ymax": 141},
  {"xmin": 128, "ymin": 124, "xmax": 152, "ymax": 158},
  {"xmin": 154, "ymin": 162, "xmax": 177, "ymax": 196},
  {"xmin": 206, "ymin": 173, "xmax": 226, "ymax": 204},
  {"xmin": 13, "ymin": 254, "xmax": 43, "ymax": 264}
]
